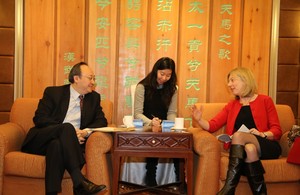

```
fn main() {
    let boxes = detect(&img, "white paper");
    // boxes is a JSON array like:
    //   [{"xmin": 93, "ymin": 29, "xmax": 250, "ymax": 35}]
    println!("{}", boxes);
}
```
[
  {"xmin": 85, "ymin": 127, "xmax": 135, "ymax": 132},
  {"xmin": 237, "ymin": 124, "xmax": 250, "ymax": 133}
]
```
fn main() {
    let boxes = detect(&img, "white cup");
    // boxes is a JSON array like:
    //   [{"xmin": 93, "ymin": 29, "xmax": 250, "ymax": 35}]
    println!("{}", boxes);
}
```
[
  {"xmin": 174, "ymin": 117, "xmax": 184, "ymax": 129},
  {"xmin": 123, "ymin": 115, "xmax": 134, "ymax": 127}
]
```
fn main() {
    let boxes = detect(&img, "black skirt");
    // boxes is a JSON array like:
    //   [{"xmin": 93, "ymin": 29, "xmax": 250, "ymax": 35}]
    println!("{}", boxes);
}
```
[{"xmin": 255, "ymin": 135, "xmax": 282, "ymax": 159}]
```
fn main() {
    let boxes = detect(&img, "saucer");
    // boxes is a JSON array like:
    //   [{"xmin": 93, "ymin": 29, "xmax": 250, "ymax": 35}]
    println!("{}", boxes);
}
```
[
  {"xmin": 171, "ymin": 127, "xmax": 187, "ymax": 132},
  {"xmin": 171, "ymin": 127, "xmax": 186, "ymax": 130}
]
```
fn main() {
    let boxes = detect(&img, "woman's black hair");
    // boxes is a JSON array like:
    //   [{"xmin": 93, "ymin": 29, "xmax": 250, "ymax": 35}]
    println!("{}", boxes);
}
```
[
  {"xmin": 68, "ymin": 62, "xmax": 88, "ymax": 83},
  {"xmin": 139, "ymin": 57, "xmax": 177, "ymax": 107}
]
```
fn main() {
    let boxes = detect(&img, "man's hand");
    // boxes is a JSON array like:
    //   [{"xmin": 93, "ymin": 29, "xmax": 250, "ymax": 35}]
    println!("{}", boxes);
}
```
[{"xmin": 76, "ymin": 129, "xmax": 87, "ymax": 144}]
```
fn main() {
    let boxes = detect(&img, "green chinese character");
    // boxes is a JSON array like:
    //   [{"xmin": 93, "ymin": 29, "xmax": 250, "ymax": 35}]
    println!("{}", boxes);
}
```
[
  {"xmin": 100, "ymin": 94, "xmax": 106, "ymax": 100},
  {"xmin": 157, "ymin": 0, "xmax": 173, "ymax": 11},
  {"xmin": 64, "ymin": 79, "xmax": 69, "ymax": 84},
  {"xmin": 96, "ymin": 75, "xmax": 109, "ymax": 88},
  {"xmin": 186, "ymin": 97, "xmax": 199, "ymax": 108},
  {"xmin": 220, "ymin": 4, "xmax": 233, "ymax": 15},
  {"xmin": 187, "ymin": 24, "xmax": 203, "ymax": 29},
  {"xmin": 218, "ymin": 49, "xmax": 231, "ymax": 60},
  {"xmin": 125, "ymin": 76, "xmax": 139, "ymax": 88},
  {"xmin": 96, "ymin": 57, "xmax": 109, "ymax": 68},
  {"xmin": 97, "ymin": 17, "xmax": 110, "ymax": 30},
  {"xmin": 188, "ymin": 39, "xmax": 202, "ymax": 52},
  {"xmin": 63, "ymin": 52, "xmax": 76, "ymax": 62},
  {"xmin": 126, "ymin": 18, "xmax": 142, "ymax": 30},
  {"xmin": 156, "ymin": 39, "xmax": 171, "ymax": 52},
  {"xmin": 186, "ymin": 79, "xmax": 200, "ymax": 91},
  {"xmin": 221, "ymin": 19, "xmax": 232, "ymax": 30},
  {"xmin": 126, "ymin": 38, "xmax": 140, "ymax": 49},
  {"xmin": 185, "ymin": 117, "xmax": 192, "ymax": 127},
  {"xmin": 188, "ymin": 1, "xmax": 204, "ymax": 13},
  {"xmin": 157, "ymin": 19, "xmax": 172, "ymax": 32},
  {"xmin": 96, "ymin": 36, "xmax": 110, "ymax": 49},
  {"xmin": 96, "ymin": 0, "xmax": 112, "ymax": 10},
  {"xmin": 128, "ymin": 0, "xmax": 141, "ymax": 10},
  {"xmin": 219, "ymin": 34, "xmax": 231, "ymax": 45},
  {"xmin": 188, "ymin": 60, "xmax": 201, "ymax": 71},
  {"xmin": 64, "ymin": 65, "xmax": 72, "ymax": 74},
  {"xmin": 125, "ymin": 95, "xmax": 132, "ymax": 108},
  {"xmin": 126, "ymin": 57, "xmax": 139, "ymax": 69}
]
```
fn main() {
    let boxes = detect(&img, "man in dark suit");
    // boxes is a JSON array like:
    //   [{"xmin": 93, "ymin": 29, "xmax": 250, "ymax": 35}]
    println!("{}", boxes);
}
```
[{"xmin": 22, "ymin": 62, "xmax": 107, "ymax": 195}]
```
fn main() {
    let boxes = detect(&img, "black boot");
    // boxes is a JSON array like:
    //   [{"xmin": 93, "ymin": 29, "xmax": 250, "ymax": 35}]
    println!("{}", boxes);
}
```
[
  {"xmin": 217, "ymin": 145, "xmax": 245, "ymax": 195},
  {"xmin": 245, "ymin": 160, "xmax": 267, "ymax": 195},
  {"xmin": 145, "ymin": 158, "xmax": 158, "ymax": 186}
]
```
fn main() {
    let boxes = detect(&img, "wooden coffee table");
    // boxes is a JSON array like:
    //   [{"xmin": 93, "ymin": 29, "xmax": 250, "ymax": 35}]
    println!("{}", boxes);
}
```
[{"xmin": 112, "ymin": 131, "xmax": 193, "ymax": 195}]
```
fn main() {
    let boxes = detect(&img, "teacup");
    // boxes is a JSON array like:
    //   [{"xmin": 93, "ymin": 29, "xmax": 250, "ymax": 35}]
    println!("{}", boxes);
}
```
[
  {"xmin": 123, "ymin": 115, "xmax": 134, "ymax": 127},
  {"xmin": 174, "ymin": 117, "xmax": 184, "ymax": 129},
  {"xmin": 161, "ymin": 120, "xmax": 175, "ymax": 132},
  {"xmin": 133, "ymin": 119, "xmax": 143, "ymax": 131}
]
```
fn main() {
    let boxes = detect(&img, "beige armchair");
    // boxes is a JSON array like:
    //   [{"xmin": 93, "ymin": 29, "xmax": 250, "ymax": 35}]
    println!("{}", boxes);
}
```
[
  {"xmin": 0, "ymin": 98, "xmax": 113, "ymax": 195},
  {"xmin": 189, "ymin": 103, "xmax": 300, "ymax": 195}
]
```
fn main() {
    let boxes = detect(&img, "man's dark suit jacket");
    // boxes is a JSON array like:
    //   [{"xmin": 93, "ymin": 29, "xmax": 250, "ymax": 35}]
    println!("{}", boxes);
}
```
[{"xmin": 22, "ymin": 84, "xmax": 108, "ymax": 150}]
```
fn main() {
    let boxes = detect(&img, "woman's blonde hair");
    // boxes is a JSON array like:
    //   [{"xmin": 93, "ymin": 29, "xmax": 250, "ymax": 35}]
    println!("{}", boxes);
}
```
[{"xmin": 227, "ymin": 67, "xmax": 258, "ymax": 98}]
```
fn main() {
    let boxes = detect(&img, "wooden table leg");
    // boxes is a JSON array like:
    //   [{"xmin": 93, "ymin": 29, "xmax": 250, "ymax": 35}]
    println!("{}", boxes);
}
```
[
  {"xmin": 112, "ymin": 153, "xmax": 120, "ymax": 195},
  {"xmin": 187, "ymin": 153, "xmax": 193, "ymax": 195}
]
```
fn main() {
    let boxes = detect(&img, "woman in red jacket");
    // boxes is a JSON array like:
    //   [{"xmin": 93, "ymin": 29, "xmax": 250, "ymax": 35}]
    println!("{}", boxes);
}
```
[{"xmin": 192, "ymin": 67, "xmax": 282, "ymax": 195}]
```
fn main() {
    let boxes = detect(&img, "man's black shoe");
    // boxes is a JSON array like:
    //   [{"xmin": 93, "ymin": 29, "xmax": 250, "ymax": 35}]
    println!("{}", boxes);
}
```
[{"xmin": 73, "ymin": 178, "xmax": 106, "ymax": 195}]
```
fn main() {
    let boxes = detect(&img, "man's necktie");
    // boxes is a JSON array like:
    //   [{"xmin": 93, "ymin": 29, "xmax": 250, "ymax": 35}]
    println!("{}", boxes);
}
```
[{"xmin": 79, "ymin": 95, "xmax": 84, "ymax": 111}]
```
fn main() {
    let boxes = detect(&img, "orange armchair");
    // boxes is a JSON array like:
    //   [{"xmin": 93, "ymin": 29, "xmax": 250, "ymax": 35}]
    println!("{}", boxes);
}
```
[
  {"xmin": 0, "ymin": 98, "xmax": 113, "ymax": 195},
  {"xmin": 189, "ymin": 103, "xmax": 300, "ymax": 195}
]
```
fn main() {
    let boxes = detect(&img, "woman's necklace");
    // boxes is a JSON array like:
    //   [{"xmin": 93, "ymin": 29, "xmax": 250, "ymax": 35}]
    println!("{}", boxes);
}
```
[{"xmin": 240, "ymin": 94, "xmax": 257, "ymax": 105}]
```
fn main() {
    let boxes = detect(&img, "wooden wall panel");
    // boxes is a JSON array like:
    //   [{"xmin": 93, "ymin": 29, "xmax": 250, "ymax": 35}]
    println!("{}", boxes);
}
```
[
  {"xmin": 23, "ymin": 0, "xmax": 275, "ymax": 126},
  {"xmin": 0, "ymin": 57, "xmax": 14, "ymax": 83},
  {"xmin": 177, "ymin": 0, "xmax": 211, "ymax": 127},
  {"xmin": 24, "ymin": 0, "xmax": 55, "ymax": 97},
  {"xmin": 115, "ymin": 0, "xmax": 149, "ymax": 122},
  {"xmin": 277, "ymin": 0, "xmax": 300, "ymax": 124},
  {"xmin": 0, "ymin": 0, "xmax": 15, "ymax": 27},
  {"xmin": 0, "ymin": 29, "xmax": 15, "ymax": 55},
  {"xmin": 209, "ymin": 0, "xmax": 242, "ymax": 102},
  {"xmin": 56, "ymin": 0, "xmax": 86, "ymax": 84},
  {"xmin": 241, "ymin": 0, "xmax": 272, "ymax": 95},
  {"xmin": 147, "ymin": 0, "xmax": 179, "ymax": 66},
  {"xmin": 87, "ymin": 0, "xmax": 118, "ymax": 104},
  {"xmin": 0, "ymin": 0, "xmax": 15, "ymax": 124}
]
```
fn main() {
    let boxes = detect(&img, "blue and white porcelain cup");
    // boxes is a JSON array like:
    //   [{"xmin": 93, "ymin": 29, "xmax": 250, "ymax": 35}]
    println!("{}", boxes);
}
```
[
  {"xmin": 133, "ymin": 119, "xmax": 143, "ymax": 131},
  {"xmin": 161, "ymin": 120, "xmax": 175, "ymax": 132}
]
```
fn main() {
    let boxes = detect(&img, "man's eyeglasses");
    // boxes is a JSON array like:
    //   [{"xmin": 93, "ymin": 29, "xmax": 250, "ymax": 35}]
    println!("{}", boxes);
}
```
[{"xmin": 81, "ymin": 75, "xmax": 96, "ymax": 81}]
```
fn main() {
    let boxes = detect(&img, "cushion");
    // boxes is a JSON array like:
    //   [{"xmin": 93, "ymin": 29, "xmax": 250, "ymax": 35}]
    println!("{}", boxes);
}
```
[
  {"xmin": 4, "ymin": 151, "xmax": 86, "ymax": 178},
  {"xmin": 287, "ymin": 137, "xmax": 300, "ymax": 165}
]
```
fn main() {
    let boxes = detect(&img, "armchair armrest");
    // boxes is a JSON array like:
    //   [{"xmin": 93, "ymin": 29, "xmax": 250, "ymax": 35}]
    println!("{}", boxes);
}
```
[
  {"xmin": 0, "ymin": 122, "xmax": 25, "ymax": 194},
  {"xmin": 85, "ymin": 132, "xmax": 113, "ymax": 194},
  {"xmin": 0, "ymin": 122, "xmax": 25, "ymax": 155},
  {"xmin": 280, "ymin": 131, "xmax": 290, "ymax": 157},
  {"xmin": 188, "ymin": 127, "xmax": 221, "ymax": 195}
]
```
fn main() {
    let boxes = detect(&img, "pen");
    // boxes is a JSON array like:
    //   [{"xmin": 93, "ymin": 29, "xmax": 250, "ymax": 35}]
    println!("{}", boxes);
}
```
[{"xmin": 151, "ymin": 114, "xmax": 162, "ymax": 124}]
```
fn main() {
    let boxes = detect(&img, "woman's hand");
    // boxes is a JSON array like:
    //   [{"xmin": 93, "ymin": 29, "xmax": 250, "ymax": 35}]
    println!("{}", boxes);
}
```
[
  {"xmin": 190, "ymin": 104, "xmax": 210, "ymax": 130},
  {"xmin": 151, "ymin": 117, "xmax": 162, "ymax": 132},
  {"xmin": 249, "ymin": 128, "xmax": 266, "ymax": 138},
  {"xmin": 152, "ymin": 117, "xmax": 161, "ymax": 127},
  {"xmin": 191, "ymin": 104, "xmax": 203, "ymax": 122}
]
